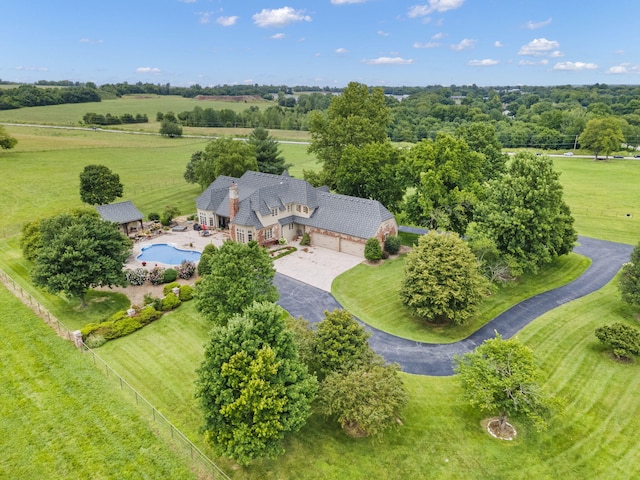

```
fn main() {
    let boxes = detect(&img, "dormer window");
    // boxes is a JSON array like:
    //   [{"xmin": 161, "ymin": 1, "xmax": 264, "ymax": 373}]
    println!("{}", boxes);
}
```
[
  {"xmin": 271, "ymin": 207, "xmax": 278, "ymax": 217},
  {"xmin": 303, "ymin": 206, "xmax": 309, "ymax": 214}
]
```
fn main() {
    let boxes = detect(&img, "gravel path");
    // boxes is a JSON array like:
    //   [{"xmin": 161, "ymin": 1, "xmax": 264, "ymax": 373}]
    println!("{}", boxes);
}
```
[{"xmin": 275, "ymin": 236, "xmax": 633, "ymax": 376}]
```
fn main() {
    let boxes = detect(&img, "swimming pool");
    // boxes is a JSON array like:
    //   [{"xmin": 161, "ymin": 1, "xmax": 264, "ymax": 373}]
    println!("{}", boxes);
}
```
[{"xmin": 137, "ymin": 243, "xmax": 201, "ymax": 265}]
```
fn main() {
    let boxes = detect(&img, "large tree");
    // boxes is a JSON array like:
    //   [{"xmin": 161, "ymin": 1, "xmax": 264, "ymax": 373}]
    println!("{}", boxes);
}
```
[
  {"xmin": 454, "ymin": 334, "xmax": 557, "ymax": 435},
  {"xmin": 307, "ymin": 309, "xmax": 407, "ymax": 438},
  {"xmin": 194, "ymin": 240, "xmax": 278, "ymax": 324},
  {"xmin": 195, "ymin": 302, "xmax": 317, "ymax": 465},
  {"xmin": 28, "ymin": 210, "xmax": 132, "ymax": 304},
  {"xmin": 578, "ymin": 117, "xmax": 624, "ymax": 159},
  {"xmin": 79, "ymin": 164, "xmax": 124, "ymax": 205},
  {"xmin": 619, "ymin": 242, "xmax": 640, "ymax": 308},
  {"xmin": 185, "ymin": 137, "xmax": 257, "ymax": 189},
  {"xmin": 0, "ymin": 125, "xmax": 18, "ymax": 150},
  {"xmin": 335, "ymin": 141, "xmax": 408, "ymax": 211},
  {"xmin": 404, "ymin": 134, "xmax": 485, "ymax": 235},
  {"xmin": 471, "ymin": 152, "xmax": 576, "ymax": 275},
  {"xmin": 310, "ymin": 309, "xmax": 373, "ymax": 380},
  {"xmin": 400, "ymin": 231, "xmax": 488, "ymax": 325},
  {"xmin": 159, "ymin": 119, "xmax": 183, "ymax": 137},
  {"xmin": 307, "ymin": 81, "xmax": 390, "ymax": 189},
  {"xmin": 248, "ymin": 127, "xmax": 290, "ymax": 175}
]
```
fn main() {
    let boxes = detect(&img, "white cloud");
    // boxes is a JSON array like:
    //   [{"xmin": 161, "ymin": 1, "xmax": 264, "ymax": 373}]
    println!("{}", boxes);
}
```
[
  {"xmin": 607, "ymin": 63, "xmax": 640, "ymax": 74},
  {"xmin": 553, "ymin": 61, "xmax": 598, "ymax": 71},
  {"xmin": 377, "ymin": 30, "xmax": 390, "ymax": 37},
  {"xmin": 467, "ymin": 58, "xmax": 499, "ymax": 66},
  {"xmin": 252, "ymin": 7, "xmax": 311, "ymax": 28},
  {"xmin": 413, "ymin": 41, "xmax": 439, "ymax": 48},
  {"xmin": 615, "ymin": 50, "xmax": 625, "ymax": 55},
  {"xmin": 494, "ymin": 40, "xmax": 503, "ymax": 47},
  {"xmin": 331, "ymin": 0, "xmax": 367, "ymax": 3},
  {"xmin": 136, "ymin": 67, "xmax": 161, "ymax": 74},
  {"xmin": 336, "ymin": 47, "xmax": 349, "ymax": 54},
  {"xmin": 408, "ymin": 0, "xmax": 465, "ymax": 18},
  {"xmin": 432, "ymin": 32, "xmax": 445, "ymax": 40},
  {"xmin": 450, "ymin": 38, "xmax": 476, "ymax": 51},
  {"xmin": 525, "ymin": 18, "xmax": 552, "ymax": 30},
  {"xmin": 519, "ymin": 59, "xmax": 549, "ymax": 66},
  {"xmin": 364, "ymin": 56, "xmax": 414, "ymax": 65},
  {"xmin": 15, "ymin": 66, "xmax": 49, "ymax": 72},
  {"xmin": 271, "ymin": 33, "xmax": 286, "ymax": 39},
  {"xmin": 518, "ymin": 38, "xmax": 560, "ymax": 56},
  {"xmin": 178, "ymin": 0, "xmax": 196, "ymax": 3},
  {"xmin": 216, "ymin": 16, "xmax": 238, "ymax": 27},
  {"xmin": 80, "ymin": 38, "xmax": 104, "ymax": 44},
  {"xmin": 549, "ymin": 50, "xmax": 564, "ymax": 58},
  {"xmin": 197, "ymin": 12, "xmax": 213, "ymax": 24}
]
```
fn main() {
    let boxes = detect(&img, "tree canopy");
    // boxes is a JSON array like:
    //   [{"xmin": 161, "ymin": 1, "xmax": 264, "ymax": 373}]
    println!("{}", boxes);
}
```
[
  {"xmin": 195, "ymin": 302, "xmax": 317, "ymax": 465},
  {"xmin": 307, "ymin": 81, "xmax": 390, "ymax": 189},
  {"xmin": 184, "ymin": 137, "xmax": 257, "ymax": 189},
  {"xmin": 578, "ymin": 117, "xmax": 624, "ymax": 158},
  {"xmin": 248, "ymin": 127, "xmax": 290, "ymax": 175},
  {"xmin": 471, "ymin": 152, "xmax": 576, "ymax": 275},
  {"xmin": 335, "ymin": 141, "xmax": 408, "ymax": 211},
  {"xmin": 194, "ymin": 240, "xmax": 278, "ymax": 324},
  {"xmin": 400, "ymin": 231, "xmax": 488, "ymax": 325},
  {"xmin": 79, "ymin": 164, "xmax": 124, "ymax": 205},
  {"xmin": 454, "ymin": 333, "xmax": 556, "ymax": 434},
  {"xmin": 26, "ymin": 209, "xmax": 132, "ymax": 303},
  {"xmin": 619, "ymin": 242, "xmax": 640, "ymax": 308},
  {"xmin": 595, "ymin": 323, "xmax": 640, "ymax": 360},
  {"xmin": 0, "ymin": 125, "xmax": 18, "ymax": 150},
  {"xmin": 159, "ymin": 119, "xmax": 183, "ymax": 137}
]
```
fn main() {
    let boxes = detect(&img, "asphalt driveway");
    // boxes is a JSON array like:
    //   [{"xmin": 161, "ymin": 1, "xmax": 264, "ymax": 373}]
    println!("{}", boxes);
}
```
[{"xmin": 276, "ymin": 236, "xmax": 634, "ymax": 376}]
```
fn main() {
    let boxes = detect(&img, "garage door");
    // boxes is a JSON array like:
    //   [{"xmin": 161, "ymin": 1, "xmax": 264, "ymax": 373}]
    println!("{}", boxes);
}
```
[
  {"xmin": 312, "ymin": 233, "xmax": 339, "ymax": 251},
  {"xmin": 340, "ymin": 238, "xmax": 365, "ymax": 257}
]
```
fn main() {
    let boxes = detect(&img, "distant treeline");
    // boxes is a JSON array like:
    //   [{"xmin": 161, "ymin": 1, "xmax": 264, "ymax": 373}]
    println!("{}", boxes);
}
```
[
  {"xmin": 83, "ymin": 112, "xmax": 149, "ymax": 125},
  {"xmin": 0, "ymin": 84, "xmax": 101, "ymax": 110}
]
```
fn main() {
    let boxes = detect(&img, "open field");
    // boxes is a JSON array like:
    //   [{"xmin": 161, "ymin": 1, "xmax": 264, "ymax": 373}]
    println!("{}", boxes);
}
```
[
  {"xmin": 0, "ymin": 285, "xmax": 197, "ymax": 479},
  {"xmin": 2, "ymin": 108, "xmax": 640, "ymax": 478}
]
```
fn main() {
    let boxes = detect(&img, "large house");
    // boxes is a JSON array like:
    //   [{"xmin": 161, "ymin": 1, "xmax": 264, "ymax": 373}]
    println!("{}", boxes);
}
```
[{"xmin": 195, "ymin": 171, "xmax": 398, "ymax": 257}]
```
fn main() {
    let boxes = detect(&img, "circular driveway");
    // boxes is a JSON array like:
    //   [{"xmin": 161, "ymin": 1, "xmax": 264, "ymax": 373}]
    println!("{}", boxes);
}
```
[{"xmin": 275, "ymin": 236, "xmax": 633, "ymax": 376}]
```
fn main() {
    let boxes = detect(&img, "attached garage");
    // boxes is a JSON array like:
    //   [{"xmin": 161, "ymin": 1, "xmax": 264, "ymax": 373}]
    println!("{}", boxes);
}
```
[
  {"xmin": 312, "ymin": 232, "xmax": 339, "ymax": 251},
  {"xmin": 340, "ymin": 238, "xmax": 365, "ymax": 257}
]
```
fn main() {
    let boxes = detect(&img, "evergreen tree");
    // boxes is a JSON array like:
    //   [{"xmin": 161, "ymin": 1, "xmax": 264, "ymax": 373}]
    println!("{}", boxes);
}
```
[{"xmin": 248, "ymin": 127, "xmax": 290, "ymax": 175}]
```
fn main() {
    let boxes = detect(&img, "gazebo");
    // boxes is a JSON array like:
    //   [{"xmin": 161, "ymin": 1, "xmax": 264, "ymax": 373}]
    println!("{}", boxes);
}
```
[{"xmin": 96, "ymin": 200, "xmax": 144, "ymax": 236}]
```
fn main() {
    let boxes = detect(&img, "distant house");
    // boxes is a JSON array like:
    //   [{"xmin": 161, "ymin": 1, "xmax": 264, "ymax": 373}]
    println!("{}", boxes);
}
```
[
  {"xmin": 196, "ymin": 171, "xmax": 398, "ymax": 258},
  {"xmin": 96, "ymin": 200, "xmax": 144, "ymax": 236}
]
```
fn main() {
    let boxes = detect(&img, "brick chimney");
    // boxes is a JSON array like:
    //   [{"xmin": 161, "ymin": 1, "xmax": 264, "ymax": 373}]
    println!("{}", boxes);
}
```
[{"xmin": 229, "ymin": 181, "xmax": 239, "ymax": 220}]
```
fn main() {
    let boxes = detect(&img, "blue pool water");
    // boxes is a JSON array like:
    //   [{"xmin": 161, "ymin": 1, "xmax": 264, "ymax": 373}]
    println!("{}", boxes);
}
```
[{"xmin": 137, "ymin": 243, "xmax": 201, "ymax": 265}]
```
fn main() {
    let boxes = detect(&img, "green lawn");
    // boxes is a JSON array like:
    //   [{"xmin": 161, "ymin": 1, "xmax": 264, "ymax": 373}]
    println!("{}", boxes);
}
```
[
  {"xmin": 333, "ymin": 252, "xmax": 591, "ymax": 343},
  {"xmin": 553, "ymin": 157, "xmax": 640, "ymax": 245},
  {"xmin": 0, "ymin": 284, "xmax": 197, "ymax": 480}
]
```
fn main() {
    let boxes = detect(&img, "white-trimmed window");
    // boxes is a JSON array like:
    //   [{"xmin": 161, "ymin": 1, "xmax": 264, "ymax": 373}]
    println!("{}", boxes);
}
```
[
  {"xmin": 237, "ymin": 228, "xmax": 245, "ymax": 243},
  {"xmin": 271, "ymin": 207, "xmax": 278, "ymax": 217},
  {"xmin": 303, "ymin": 206, "xmax": 309, "ymax": 214},
  {"xmin": 264, "ymin": 228, "xmax": 273, "ymax": 240},
  {"xmin": 296, "ymin": 205, "xmax": 301, "ymax": 212},
  {"xmin": 199, "ymin": 213, "xmax": 206, "ymax": 225},
  {"xmin": 287, "ymin": 204, "xmax": 291, "ymax": 212},
  {"xmin": 248, "ymin": 231, "xmax": 253, "ymax": 242}
]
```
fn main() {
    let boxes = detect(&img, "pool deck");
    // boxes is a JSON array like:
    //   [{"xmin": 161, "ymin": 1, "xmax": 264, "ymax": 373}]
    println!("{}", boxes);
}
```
[{"xmin": 126, "ymin": 226, "xmax": 228, "ymax": 269}]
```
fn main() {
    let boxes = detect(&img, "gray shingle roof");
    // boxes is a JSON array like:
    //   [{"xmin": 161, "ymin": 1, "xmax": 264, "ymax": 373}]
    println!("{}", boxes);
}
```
[
  {"xmin": 197, "ymin": 171, "xmax": 396, "ymax": 239},
  {"xmin": 96, "ymin": 201, "xmax": 144, "ymax": 224}
]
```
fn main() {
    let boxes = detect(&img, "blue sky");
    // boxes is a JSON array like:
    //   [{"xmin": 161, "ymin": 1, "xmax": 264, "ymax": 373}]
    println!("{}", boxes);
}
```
[{"xmin": 3, "ymin": 0, "xmax": 639, "ymax": 87}]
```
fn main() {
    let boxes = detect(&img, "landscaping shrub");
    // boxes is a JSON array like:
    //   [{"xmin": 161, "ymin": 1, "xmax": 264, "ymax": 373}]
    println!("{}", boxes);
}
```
[
  {"xmin": 137, "ymin": 305, "xmax": 162, "ymax": 325},
  {"xmin": 179, "ymin": 284, "xmax": 194, "ymax": 301},
  {"xmin": 161, "ymin": 292, "xmax": 181, "ymax": 311},
  {"xmin": 163, "ymin": 281, "xmax": 181, "ymax": 296},
  {"xmin": 384, "ymin": 236, "xmax": 402, "ymax": 255},
  {"xmin": 177, "ymin": 260, "xmax": 196, "ymax": 279},
  {"xmin": 364, "ymin": 238, "xmax": 383, "ymax": 262},
  {"xmin": 84, "ymin": 334, "xmax": 106, "ymax": 349},
  {"xmin": 300, "ymin": 232, "xmax": 311, "ymax": 246},
  {"xmin": 595, "ymin": 323, "xmax": 640, "ymax": 360},
  {"xmin": 148, "ymin": 212, "xmax": 160, "ymax": 222},
  {"xmin": 125, "ymin": 267, "xmax": 148, "ymax": 286},
  {"xmin": 279, "ymin": 237, "xmax": 287, "ymax": 245},
  {"xmin": 81, "ymin": 322, "xmax": 101, "ymax": 339},
  {"xmin": 162, "ymin": 268, "xmax": 178, "ymax": 283},
  {"xmin": 148, "ymin": 266, "xmax": 165, "ymax": 285},
  {"xmin": 143, "ymin": 292, "xmax": 162, "ymax": 311},
  {"xmin": 269, "ymin": 246, "xmax": 298, "ymax": 260},
  {"xmin": 82, "ymin": 306, "xmax": 162, "ymax": 344}
]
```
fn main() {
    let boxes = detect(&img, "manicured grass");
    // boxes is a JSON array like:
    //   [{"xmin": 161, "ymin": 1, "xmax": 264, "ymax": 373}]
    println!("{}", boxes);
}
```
[
  {"xmin": 553, "ymin": 157, "xmax": 640, "ymax": 245},
  {"xmin": 333, "ymin": 252, "xmax": 591, "ymax": 343},
  {"xmin": 90, "ymin": 275, "xmax": 640, "ymax": 479},
  {"xmin": 0, "ymin": 284, "xmax": 197, "ymax": 479}
]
